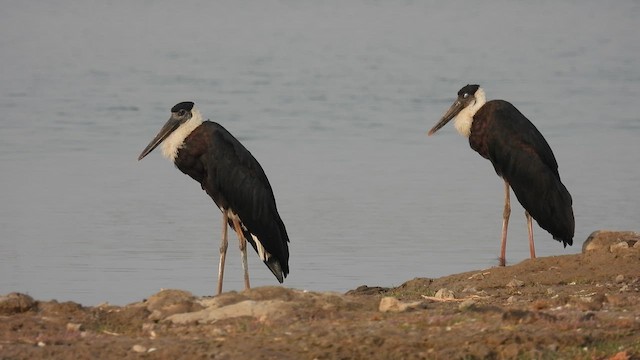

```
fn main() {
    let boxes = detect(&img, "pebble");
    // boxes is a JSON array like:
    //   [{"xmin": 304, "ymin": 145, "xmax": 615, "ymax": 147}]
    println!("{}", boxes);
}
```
[
  {"xmin": 458, "ymin": 299, "xmax": 476, "ymax": 311},
  {"xmin": 546, "ymin": 288, "xmax": 556, "ymax": 295},
  {"xmin": 378, "ymin": 297, "xmax": 426, "ymax": 313},
  {"xmin": 434, "ymin": 288, "xmax": 455, "ymax": 299},
  {"xmin": 506, "ymin": 279, "xmax": 525, "ymax": 288},
  {"xmin": 610, "ymin": 242, "xmax": 629, "ymax": 252},
  {"xmin": 614, "ymin": 275, "xmax": 625, "ymax": 283},
  {"xmin": 66, "ymin": 323, "xmax": 84, "ymax": 332},
  {"xmin": 132, "ymin": 344, "xmax": 147, "ymax": 353}
]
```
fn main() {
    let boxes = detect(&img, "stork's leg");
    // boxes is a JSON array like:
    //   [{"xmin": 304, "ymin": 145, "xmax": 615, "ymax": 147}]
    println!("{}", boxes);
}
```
[
  {"xmin": 231, "ymin": 218, "xmax": 251, "ymax": 291},
  {"xmin": 217, "ymin": 212, "xmax": 229, "ymax": 295},
  {"xmin": 526, "ymin": 211, "xmax": 536, "ymax": 259},
  {"xmin": 499, "ymin": 179, "xmax": 511, "ymax": 267}
]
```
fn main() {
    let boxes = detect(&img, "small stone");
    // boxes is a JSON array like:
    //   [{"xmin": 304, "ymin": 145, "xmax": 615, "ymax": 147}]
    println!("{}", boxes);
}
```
[
  {"xmin": 434, "ymin": 288, "xmax": 455, "ymax": 299},
  {"xmin": 468, "ymin": 272, "xmax": 489, "ymax": 280},
  {"xmin": 378, "ymin": 297, "xmax": 425, "ymax": 313},
  {"xmin": 615, "ymin": 275, "xmax": 625, "ymax": 283},
  {"xmin": 167, "ymin": 299, "xmax": 291, "ymax": 324},
  {"xmin": 619, "ymin": 284, "xmax": 630, "ymax": 292},
  {"xmin": 546, "ymin": 288, "xmax": 556, "ymax": 295},
  {"xmin": 458, "ymin": 299, "xmax": 476, "ymax": 311},
  {"xmin": 37, "ymin": 341, "xmax": 46, "ymax": 347},
  {"xmin": 610, "ymin": 242, "xmax": 629, "ymax": 252},
  {"xmin": 506, "ymin": 296, "xmax": 516, "ymax": 304},
  {"xmin": 132, "ymin": 344, "xmax": 147, "ymax": 353},
  {"xmin": 146, "ymin": 289, "xmax": 203, "ymax": 321},
  {"xmin": 506, "ymin": 279, "xmax": 525, "ymax": 288},
  {"xmin": 66, "ymin": 323, "xmax": 84, "ymax": 332}
]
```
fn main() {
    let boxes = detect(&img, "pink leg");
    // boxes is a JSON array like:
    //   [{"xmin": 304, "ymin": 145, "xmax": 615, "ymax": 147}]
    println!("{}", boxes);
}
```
[
  {"xmin": 526, "ymin": 211, "xmax": 536, "ymax": 259},
  {"xmin": 217, "ymin": 212, "xmax": 229, "ymax": 295},
  {"xmin": 231, "ymin": 218, "xmax": 251, "ymax": 291},
  {"xmin": 499, "ymin": 180, "xmax": 511, "ymax": 266}
]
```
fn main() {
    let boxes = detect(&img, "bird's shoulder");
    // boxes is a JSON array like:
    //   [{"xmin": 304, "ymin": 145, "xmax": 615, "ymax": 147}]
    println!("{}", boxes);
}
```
[
  {"xmin": 477, "ymin": 100, "xmax": 559, "ymax": 172},
  {"xmin": 195, "ymin": 121, "xmax": 269, "ymax": 177}
]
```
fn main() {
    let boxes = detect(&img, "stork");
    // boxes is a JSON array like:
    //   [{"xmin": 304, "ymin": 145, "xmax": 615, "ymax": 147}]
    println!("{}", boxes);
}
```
[
  {"xmin": 138, "ymin": 101, "xmax": 290, "ymax": 294},
  {"xmin": 428, "ymin": 85, "xmax": 574, "ymax": 266}
]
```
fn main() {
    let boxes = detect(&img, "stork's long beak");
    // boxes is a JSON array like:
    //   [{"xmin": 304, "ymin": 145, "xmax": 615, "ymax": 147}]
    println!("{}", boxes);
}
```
[
  {"xmin": 428, "ymin": 100, "xmax": 464, "ymax": 136},
  {"xmin": 138, "ymin": 115, "xmax": 183, "ymax": 161}
]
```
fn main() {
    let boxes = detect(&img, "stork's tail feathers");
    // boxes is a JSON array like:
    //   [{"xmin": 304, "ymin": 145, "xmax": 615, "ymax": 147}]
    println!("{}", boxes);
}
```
[
  {"xmin": 265, "ymin": 258, "xmax": 285, "ymax": 283},
  {"xmin": 554, "ymin": 234, "xmax": 573, "ymax": 248},
  {"xmin": 509, "ymin": 167, "xmax": 574, "ymax": 248},
  {"xmin": 242, "ymin": 228, "xmax": 289, "ymax": 283}
]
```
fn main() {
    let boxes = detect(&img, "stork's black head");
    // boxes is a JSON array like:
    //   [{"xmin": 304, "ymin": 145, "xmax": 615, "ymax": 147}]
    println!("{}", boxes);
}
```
[
  {"xmin": 457, "ymin": 84, "xmax": 480, "ymax": 99},
  {"xmin": 428, "ymin": 84, "xmax": 483, "ymax": 136},
  {"xmin": 138, "ymin": 101, "xmax": 197, "ymax": 161},
  {"xmin": 171, "ymin": 101, "xmax": 195, "ymax": 114}
]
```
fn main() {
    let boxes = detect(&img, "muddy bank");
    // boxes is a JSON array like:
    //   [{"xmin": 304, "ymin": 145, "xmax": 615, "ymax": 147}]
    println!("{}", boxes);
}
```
[{"xmin": 1, "ymin": 230, "xmax": 639, "ymax": 359}]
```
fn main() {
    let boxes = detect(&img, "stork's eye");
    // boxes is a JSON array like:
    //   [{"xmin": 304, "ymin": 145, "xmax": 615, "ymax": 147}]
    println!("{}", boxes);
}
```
[
  {"xmin": 178, "ymin": 109, "xmax": 187, "ymax": 116},
  {"xmin": 462, "ymin": 93, "xmax": 469, "ymax": 99}
]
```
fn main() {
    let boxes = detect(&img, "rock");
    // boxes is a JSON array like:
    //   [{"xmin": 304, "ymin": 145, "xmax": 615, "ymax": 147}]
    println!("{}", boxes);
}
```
[
  {"xmin": 458, "ymin": 298, "xmax": 476, "ymax": 311},
  {"xmin": 434, "ymin": 288, "xmax": 455, "ymax": 300},
  {"xmin": 145, "ymin": 289, "xmax": 204, "ymax": 321},
  {"xmin": 378, "ymin": 297, "xmax": 426, "ymax": 313},
  {"xmin": 506, "ymin": 279, "xmax": 525, "ymax": 288},
  {"xmin": 461, "ymin": 286, "xmax": 478, "ymax": 294},
  {"xmin": 243, "ymin": 286, "xmax": 298, "ymax": 301},
  {"xmin": 198, "ymin": 291, "xmax": 248, "ymax": 309},
  {"xmin": 615, "ymin": 275, "xmax": 625, "ymax": 283},
  {"xmin": 167, "ymin": 299, "xmax": 291, "ymax": 324},
  {"xmin": 0, "ymin": 293, "xmax": 36, "ymax": 315},
  {"xmin": 345, "ymin": 285, "xmax": 390, "ymax": 296},
  {"xmin": 132, "ymin": 344, "xmax": 147, "ymax": 353},
  {"xmin": 468, "ymin": 272, "xmax": 490, "ymax": 280},
  {"xmin": 608, "ymin": 351, "xmax": 631, "ymax": 360},
  {"xmin": 610, "ymin": 242, "xmax": 630, "ymax": 252},
  {"xmin": 546, "ymin": 288, "xmax": 556, "ymax": 295},
  {"xmin": 582, "ymin": 230, "xmax": 640, "ymax": 253},
  {"xmin": 66, "ymin": 323, "xmax": 84, "ymax": 332}
]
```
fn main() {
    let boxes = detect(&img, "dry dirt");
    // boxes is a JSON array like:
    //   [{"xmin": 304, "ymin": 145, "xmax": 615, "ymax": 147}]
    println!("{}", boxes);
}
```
[{"xmin": 1, "ymin": 230, "xmax": 639, "ymax": 359}]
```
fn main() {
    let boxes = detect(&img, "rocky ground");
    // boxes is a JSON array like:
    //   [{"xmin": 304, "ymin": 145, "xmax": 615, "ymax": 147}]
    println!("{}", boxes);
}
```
[{"xmin": 1, "ymin": 230, "xmax": 639, "ymax": 359}]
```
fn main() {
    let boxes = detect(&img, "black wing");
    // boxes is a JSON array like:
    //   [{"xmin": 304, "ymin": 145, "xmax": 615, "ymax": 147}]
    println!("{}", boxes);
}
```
[
  {"xmin": 482, "ymin": 101, "xmax": 574, "ymax": 245},
  {"xmin": 181, "ymin": 121, "xmax": 290, "ymax": 280}
]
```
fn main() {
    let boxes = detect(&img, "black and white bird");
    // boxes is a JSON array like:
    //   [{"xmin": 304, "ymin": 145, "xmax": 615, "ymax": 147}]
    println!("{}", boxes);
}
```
[
  {"xmin": 138, "ymin": 101, "xmax": 289, "ymax": 294},
  {"xmin": 428, "ymin": 85, "xmax": 574, "ymax": 266}
]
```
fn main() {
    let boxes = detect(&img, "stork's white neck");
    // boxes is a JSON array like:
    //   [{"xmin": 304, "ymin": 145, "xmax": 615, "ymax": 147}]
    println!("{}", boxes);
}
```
[
  {"xmin": 161, "ymin": 108, "xmax": 204, "ymax": 161},
  {"xmin": 453, "ymin": 88, "xmax": 486, "ymax": 138}
]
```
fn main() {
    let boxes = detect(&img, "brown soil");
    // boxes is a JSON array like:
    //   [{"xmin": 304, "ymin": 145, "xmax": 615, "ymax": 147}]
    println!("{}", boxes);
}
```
[{"xmin": 1, "ymin": 231, "xmax": 639, "ymax": 359}]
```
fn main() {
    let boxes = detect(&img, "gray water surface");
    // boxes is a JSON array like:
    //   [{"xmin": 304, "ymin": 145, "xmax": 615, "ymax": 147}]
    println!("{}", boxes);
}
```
[{"xmin": 1, "ymin": 1, "xmax": 639, "ymax": 305}]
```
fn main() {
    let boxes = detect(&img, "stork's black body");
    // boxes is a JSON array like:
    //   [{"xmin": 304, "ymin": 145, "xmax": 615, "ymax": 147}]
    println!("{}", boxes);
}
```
[
  {"xmin": 469, "ymin": 100, "xmax": 574, "ymax": 244},
  {"xmin": 138, "ymin": 102, "xmax": 289, "ymax": 294},
  {"xmin": 429, "ymin": 85, "xmax": 574, "ymax": 265}
]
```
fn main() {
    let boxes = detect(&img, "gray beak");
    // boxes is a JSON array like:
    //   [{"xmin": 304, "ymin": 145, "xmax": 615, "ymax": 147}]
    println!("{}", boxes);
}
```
[
  {"xmin": 138, "ymin": 115, "xmax": 183, "ymax": 160},
  {"xmin": 428, "ymin": 100, "xmax": 464, "ymax": 136}
]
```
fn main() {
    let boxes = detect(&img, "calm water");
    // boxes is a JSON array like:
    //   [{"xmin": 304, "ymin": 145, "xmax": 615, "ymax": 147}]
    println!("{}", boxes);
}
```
[{"xmin": 1, "ymin": 1, "xmax": 638, "ymax": 305}]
